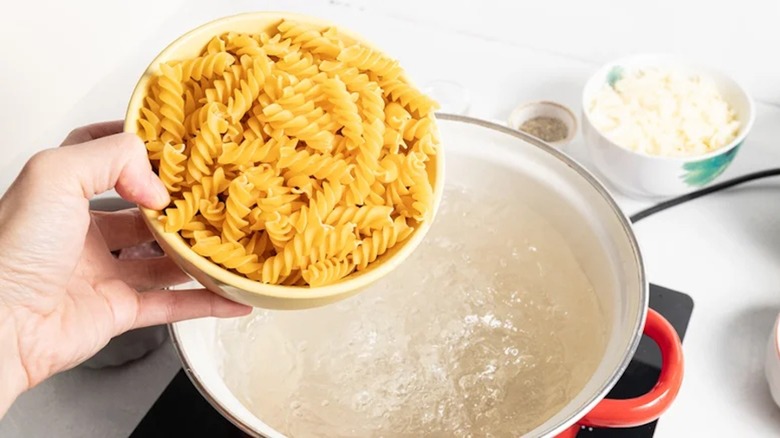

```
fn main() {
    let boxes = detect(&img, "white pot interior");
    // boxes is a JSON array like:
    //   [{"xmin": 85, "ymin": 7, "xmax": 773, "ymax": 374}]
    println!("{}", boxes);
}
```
[{"xmin": 171, "ymin": 116, "xmax": 646, "ymax": 437}]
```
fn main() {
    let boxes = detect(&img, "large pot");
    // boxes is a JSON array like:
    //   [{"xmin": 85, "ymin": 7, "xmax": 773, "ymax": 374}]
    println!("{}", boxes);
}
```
[{"xmin": 170, "ymin": 114, "xmax": 683, "ymax": 437}]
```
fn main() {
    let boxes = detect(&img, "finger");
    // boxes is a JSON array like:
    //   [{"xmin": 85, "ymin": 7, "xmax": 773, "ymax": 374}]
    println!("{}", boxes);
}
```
[
  {"xmin": 92, "ymin": 208, "xmax": 153, "ymax": 251},
  {"xmin": 25, "ymin": 132, "xmax": 169, "ymax": 210},
  {"xmin": 118, "ymin": 256, "xmax": 191, "ymax": 291},
  {"xmin": 132, "ymin": 289, "xmax": 252, "ymax": 329},
  {"xmin": 60, "ymin": 121, "xmax": 125, "ymax": 146}
]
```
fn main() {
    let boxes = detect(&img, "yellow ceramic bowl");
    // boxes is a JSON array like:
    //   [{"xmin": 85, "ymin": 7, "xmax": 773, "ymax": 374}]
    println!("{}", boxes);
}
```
[{"xmin": 124, "ymin": 12, "xmax": 444, "ymax": 310}]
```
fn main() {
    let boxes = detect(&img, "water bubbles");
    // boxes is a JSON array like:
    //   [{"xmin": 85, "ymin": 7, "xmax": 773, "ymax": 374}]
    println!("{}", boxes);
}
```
[
  {"xmin": 366, "ymin": 329, "xmax": 378, "ymax": 346},
  {"xmin": 351, "ymin": 391, "xmax": 371, "ymax": 411},
  {"xmin": 216, "ymin": 187, "xmax": 606, "ymax": 437}
]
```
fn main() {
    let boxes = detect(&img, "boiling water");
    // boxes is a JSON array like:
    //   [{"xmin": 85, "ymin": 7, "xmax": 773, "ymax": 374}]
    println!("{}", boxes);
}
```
[{"xmin": 216, "ymin": 186, "xmax": 607, "ymax": 437}]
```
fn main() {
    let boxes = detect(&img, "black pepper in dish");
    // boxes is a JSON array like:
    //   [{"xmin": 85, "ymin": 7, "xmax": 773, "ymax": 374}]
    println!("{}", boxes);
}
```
[{"xmin": 519, "ymin": 116, "xmax": 568, "ymax": 143}]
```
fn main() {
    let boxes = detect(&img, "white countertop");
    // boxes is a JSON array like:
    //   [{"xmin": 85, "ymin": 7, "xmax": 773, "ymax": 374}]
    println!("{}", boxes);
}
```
[{"xmin": 2, "ymin": 0, "xmax": 780, "ymax": 436}]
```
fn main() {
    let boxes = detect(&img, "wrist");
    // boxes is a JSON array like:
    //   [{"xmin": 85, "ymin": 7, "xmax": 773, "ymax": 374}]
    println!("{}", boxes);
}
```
[{"xmin": 0, "ymin": 303, "xmax": 28, "ymax": 417}]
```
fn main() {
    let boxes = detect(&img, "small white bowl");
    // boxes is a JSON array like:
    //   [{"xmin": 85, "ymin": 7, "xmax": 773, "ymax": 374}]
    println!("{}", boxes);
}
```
[
  {"xmin": 508, "ymin": 101, "xmax": 577, "ymax": 148},
  {"xmin": 581, "ymin": 54, "xmax": 755, "ymax": 199}
]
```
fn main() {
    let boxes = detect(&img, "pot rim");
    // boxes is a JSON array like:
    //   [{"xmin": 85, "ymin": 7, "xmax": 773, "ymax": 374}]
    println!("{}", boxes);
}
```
[{"xmin": 169, "ymin": 113, "xmax": 648, "ymax": 437}]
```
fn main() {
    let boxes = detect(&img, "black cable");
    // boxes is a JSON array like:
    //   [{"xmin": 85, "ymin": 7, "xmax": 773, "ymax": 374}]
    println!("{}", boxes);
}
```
[{"xmin": 629, "ymin": 168, "xmax": 780, "ymax": 223}]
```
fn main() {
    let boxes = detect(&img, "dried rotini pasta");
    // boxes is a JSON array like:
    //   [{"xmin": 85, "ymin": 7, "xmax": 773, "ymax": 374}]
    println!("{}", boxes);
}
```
[{"xmin": 135, "ymin": 19, "xmax": 439, "ymax": 287}]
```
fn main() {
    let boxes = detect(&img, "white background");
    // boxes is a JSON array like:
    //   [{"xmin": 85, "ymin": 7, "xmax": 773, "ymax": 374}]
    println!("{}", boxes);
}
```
[{"xmin": 1, "ymin": 0, "xmax": 780, "ymax": 436}]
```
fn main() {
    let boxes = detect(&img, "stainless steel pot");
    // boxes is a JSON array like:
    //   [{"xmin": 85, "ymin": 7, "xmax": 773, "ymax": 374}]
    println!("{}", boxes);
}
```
[{"xmin": 169, "ymin": 114, "xmax": 683, "ymax": 437}]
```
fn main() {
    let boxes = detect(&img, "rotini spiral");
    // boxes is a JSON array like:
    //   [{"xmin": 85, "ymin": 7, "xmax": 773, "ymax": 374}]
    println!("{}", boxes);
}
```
[
  {"xmin": 262, "ymin": 213, "xmax": 294, "ymax": 252},
  {"xmin": 205, "ymin": 36, "xmax": 226, "ymax": 55},
  {"xmin": 404, "ymin": 116, "xmax": 437, "ymax": 142},
  {"xmin": 248, "ymin": 252, "xmax": 286, "ymax": 284},
  {"xmin": 276, "ymin": 50, "xmax": 319, "ymax": 79},
  {"xmin": 324, "ymin": 205, "xmax": 393, "ymax": 234},
  {"xmin": 255, "ymin": 190, "xmax": 300, "ymax": 225},
  {"xmin": 309, "ymin": 182, "xmax": 345, "ymax": 220},
  {"xmin": 184, "ymin": 100, "xmax": 226, "ymax": 135},
  {"xmin": 277, "ymin": 147, "xmax": 353, "ymax": 184},
  {"xmin": 138, "ymin": 107, "xmax": 161, "ymax": 143},
  {"xmin": 222, "ymin": 174, "xmax": 256, "ymax": 243},
  {"xmin": 200, "ymin": 197, "xmax": 226, "ymax": 229},
  {"xmin": 137, "ymin": 19, "xmax": 439, "ymax": 287},
  {"xmin": 404, "ymin": 115, "xmax": 438, "ymax": 156},
  {"xmin": 157, "ymin": 63, "xmax": 186, "ymax": 144},
  {"xmin": 162, "ymin": 187, "xmax": 202, "ymax": 233},
  {"xmin": 277, "ymin": 20, "xmax": 342, "ymax": 59},
  {"xmin": 407, "ymin": 156, "xmax": 433, "ymax": 221},
  {"xmin": 352, "ymin": 217, "xmax": 414, "ymax": 270},
  {"xmin": 158, "ymin": 143, "xmax": 186, "ymax": 192},
  {"xmin": 226, "ymin": 34, "xmax": 264, "ymax": 58},
  {"xmin": 191, "ymin": 231, "xmax": 262, "ymax": 276},
  {"xmin": 176, "ymin": 52, "xmax": 236, "ymax": 81},
  {"xmin": 385, "ymin": 102, "xmax": 412, "ymax": 131},
  {"xmin": 337, "ymin": 45, "xmax": 403, "ymax": 80},
  {"xmin": 302, "ymin": 257, "xmax": 355, "ymax": 287},
  {"xmin": 254, "ymin": 223, "xmax": 326, "ymax": 283},
  {"xmin": 204, "ymin": 65, "xmax": 241, "ymax": 105},
  {"xmin": 227, "ymin": 58, "xmax": 268, "ymax": 123},
  {"xmin": 380, "ymin": 78, "xmax": 439, "ymax": 116},
  {"xmin": 382, "ymin": 128, "xmax": 404, "ymax": 155},
  {"xmin": 185, "ymin": 102, "xmax": 226, "ymax": 184},
  {"xmin": 243, "ymin": 231, "xmax": 272, "ymax": 258},
  {"xmin": 180, "ymin": 217, "xmax": 212, "ymax": 240},
  {"xmin": 310, "ymin": 223, "xmax": 358, "ymax": 263},
  {"xmin": 259, "ymin": 32, "xmax": 299, "ymax": 58},
  {"xmin": 322, "ymin": 77, "xmax": 363, "ymax": 149},
  {"xmin": 346, "ymin": 144, "xmax": 378, "ymax": 206},
  {"xmin": 410, "ymin": 134, "xmax": 437, "ymax": 156}
]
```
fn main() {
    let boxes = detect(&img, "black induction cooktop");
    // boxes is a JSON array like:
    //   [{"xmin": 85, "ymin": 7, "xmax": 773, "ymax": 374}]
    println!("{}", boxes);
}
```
[{"xmin": 130, "ymin": 283, "xmax": 693, "ymax": 438}]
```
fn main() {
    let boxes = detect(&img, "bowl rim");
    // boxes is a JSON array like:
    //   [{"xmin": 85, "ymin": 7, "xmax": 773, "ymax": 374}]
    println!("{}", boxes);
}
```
[
  {"xmin": 123, "ymin": 11, "xmax": 445, "ymax": 300},
  {"xmin": 774, "ymin": 314, "xmax": 780, "ymax": 361},
  {"xmin": 581, "ymin": 52, "xmax": 756, "ymax": 162}
]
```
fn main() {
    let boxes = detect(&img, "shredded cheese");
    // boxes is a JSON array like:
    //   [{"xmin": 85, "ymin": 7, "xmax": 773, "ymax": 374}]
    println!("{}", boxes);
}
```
[{"xmin": 588, "ymin": 68, "xmax": 740, "ymax": 157}]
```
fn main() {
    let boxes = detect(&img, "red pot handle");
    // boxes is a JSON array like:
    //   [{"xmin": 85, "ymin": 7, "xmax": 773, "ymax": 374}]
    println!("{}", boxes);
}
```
[{"xmin": 557, "ymin": 308, "xmax": 684, "ymax": 436}]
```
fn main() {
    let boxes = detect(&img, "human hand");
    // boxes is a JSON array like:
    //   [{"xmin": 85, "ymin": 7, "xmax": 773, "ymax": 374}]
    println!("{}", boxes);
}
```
[{"xmin": 0, "ymin": 121, "xmax": 251, "ymax": 415}]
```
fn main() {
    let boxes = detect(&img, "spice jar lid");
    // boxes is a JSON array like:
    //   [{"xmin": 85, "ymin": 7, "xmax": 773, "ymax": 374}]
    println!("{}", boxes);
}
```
[{"xmin": 507, "ymin": 101, "xmax": 578, "ymax": 147}]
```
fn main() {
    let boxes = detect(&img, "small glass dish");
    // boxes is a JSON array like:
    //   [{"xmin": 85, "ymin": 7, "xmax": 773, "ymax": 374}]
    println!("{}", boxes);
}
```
[
  {"xmin": 422, "ymin": 79, "xmax": 471, "ymax": 115},
  {"xmin": 508, "ymin": 101, "xmax": 578, "ymax": 148}
]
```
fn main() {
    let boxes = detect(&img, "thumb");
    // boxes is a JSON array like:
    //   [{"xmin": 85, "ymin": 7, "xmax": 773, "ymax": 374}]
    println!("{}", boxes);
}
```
[{"xmin": 39, "ymin": 132, "xmax": 170, "ymax": 209}]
